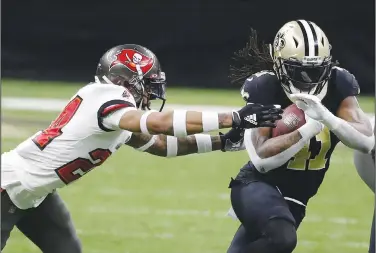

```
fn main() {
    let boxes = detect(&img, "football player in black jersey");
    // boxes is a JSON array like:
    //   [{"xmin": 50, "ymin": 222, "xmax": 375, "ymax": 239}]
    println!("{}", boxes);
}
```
[{"xmin": 225, "ymin": 20, "xmax": 375, "ymax": 253}]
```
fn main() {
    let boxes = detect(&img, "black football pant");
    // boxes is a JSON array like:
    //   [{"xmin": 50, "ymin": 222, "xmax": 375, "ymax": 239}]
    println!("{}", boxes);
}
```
[
  {"xmin": 227, "ymin": 180, "xmax": 306, "ymax": 253},
  {"xmin": 1, "ymin": 190, "xmax": 82, "ymax": 253}
]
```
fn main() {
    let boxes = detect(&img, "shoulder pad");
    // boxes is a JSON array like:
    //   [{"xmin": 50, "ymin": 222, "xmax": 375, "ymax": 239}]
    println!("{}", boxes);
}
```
[
  {"xmin": 331, "ymin": 67, "xmax": 360, "ymax": 99},
  {"xmin": 240, "ymin": 71, "xmax": 279, "ymax": 105}
]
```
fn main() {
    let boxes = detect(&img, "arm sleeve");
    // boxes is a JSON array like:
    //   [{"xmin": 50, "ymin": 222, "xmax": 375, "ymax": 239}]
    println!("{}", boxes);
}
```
[
  {"xmin": 97, "ymin": 86, "xmax": 137, "ymax": 131},
  {"xmin": 323, "ymin": 67, "xmax": 373, "ymax": 153},
  {"xmin": 244, "ymin": 124, "xmax": 314, "ymax": 173},
  {"xmin": 101, "ymin": 106, "xmax": 137, "ymax": 131},
  {"xmin": 323, "ymin": 111, "xmax": 374, "ymax": 153}
]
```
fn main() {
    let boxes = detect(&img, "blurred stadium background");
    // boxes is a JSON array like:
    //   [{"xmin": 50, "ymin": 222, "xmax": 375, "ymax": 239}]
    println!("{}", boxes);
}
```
[{"xmin": 2, "ymin": 1, "xmax": 375, "ymax": 253}]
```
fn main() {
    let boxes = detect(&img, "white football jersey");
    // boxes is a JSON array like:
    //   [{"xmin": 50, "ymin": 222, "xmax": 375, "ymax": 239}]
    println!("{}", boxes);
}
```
[{"xmin": 2, "ymin": 82, "xmax": 136, "ymax": 209}]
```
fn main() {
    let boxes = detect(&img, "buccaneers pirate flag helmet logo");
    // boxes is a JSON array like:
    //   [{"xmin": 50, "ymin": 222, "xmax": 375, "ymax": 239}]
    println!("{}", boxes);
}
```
[{"xmin": 109, "ymin": 48, "xmax": 155, "ymax": 75}]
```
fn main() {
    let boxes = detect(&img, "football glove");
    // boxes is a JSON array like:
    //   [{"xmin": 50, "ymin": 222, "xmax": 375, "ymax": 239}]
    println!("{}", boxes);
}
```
[
  {"xmin": 232, "ymin": 103, "xmax": 282, "ymax": 129},
  {"xmin": 219, "ymin": 127, "xmax": 245, "ymax": 152},
  {"xmin": 289, "ymin": 93, "xmax": 331, "ymax": 122}
]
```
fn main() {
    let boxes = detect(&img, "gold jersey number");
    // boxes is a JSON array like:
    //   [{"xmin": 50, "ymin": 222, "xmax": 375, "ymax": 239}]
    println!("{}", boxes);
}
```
[{"xmin": 287, "ymin": 127, "xmax": 331, "ymax": 170}]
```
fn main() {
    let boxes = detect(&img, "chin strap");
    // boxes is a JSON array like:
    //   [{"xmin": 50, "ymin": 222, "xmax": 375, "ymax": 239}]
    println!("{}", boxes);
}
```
[
  {"xmin": 102, "ymin": 75, "xmax": 115, "ymax": 85},
  {"xmin": 96, "ymin": 75, "xmax": 165, "ymax": 112},
  {"xmin": 94, "ymin": 75, "xmax": 116, "ymax": 85},
  {"xmin": 94, "ymin": 76, "xmax": 101, "ymax": 83}
]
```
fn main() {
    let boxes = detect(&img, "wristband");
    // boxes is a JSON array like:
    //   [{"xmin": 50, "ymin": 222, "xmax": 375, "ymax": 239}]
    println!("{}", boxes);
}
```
[{"xmin": 194, "ymin": 134, "xmax": 213, "ymax": 153}]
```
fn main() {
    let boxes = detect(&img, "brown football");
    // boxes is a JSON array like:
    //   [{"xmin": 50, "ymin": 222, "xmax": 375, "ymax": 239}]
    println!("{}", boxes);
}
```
[{"xmin": 272, "ymin": 104, "xmax": 306, "ymax": 137}]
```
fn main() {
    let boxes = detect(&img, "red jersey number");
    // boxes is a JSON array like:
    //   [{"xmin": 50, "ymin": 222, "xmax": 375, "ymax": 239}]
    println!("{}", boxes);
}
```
[
  {"xmin": 32, "ymin": 96, "xmax": 83, "ymax": 150},
  {"xmin": 55, "ymin": 148, "xmax": 112, "ymax": 184},
  {"xmin": 32, "ymin": 96, "xmax": 113, "ymax": 184}
]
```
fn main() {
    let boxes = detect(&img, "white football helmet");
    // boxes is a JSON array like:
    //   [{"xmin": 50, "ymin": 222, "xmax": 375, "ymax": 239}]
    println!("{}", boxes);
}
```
[{"xmin": 270, "ymin": 20, "xmax": 334, "ymax": 101}]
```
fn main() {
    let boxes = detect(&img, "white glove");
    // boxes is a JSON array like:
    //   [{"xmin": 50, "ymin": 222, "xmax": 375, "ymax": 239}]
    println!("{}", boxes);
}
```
[
  {"xmin": 289, "ymin": 93, "xmax": 332, "ymax": 122},
  {"xmin": 298, "ymin": 114, "xmax": 324, "ymax": 141},
  {"xmin": 290, "ymin": 94, "xmax": 374, "ymax": 154}
]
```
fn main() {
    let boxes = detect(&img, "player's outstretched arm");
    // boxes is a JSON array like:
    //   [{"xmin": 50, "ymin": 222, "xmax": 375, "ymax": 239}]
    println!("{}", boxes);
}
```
[
  {"xmin": 125, "ymin": 128, "xmax": 249, "ymax": 157},
  {"xmin": 120, "ymin": 110, "xmax": 231, "ymax": 136},
  {"xmin": 331, "ymin": 97, "xmax": 374, "ymax": 153},
  {"xmin": 245, "ymin": 117, "xmax": 323, "ymax": 172},
  {"xmin": 290, "ymin": 94, "xmax": 374, "ymax": 153},
  {"xmin": 118, "ymin": 104, "xmax": 282, "ymax": 137},
  {"xmin": 125, "ymin": 133, "xmax": 219, "ymax": 157}
]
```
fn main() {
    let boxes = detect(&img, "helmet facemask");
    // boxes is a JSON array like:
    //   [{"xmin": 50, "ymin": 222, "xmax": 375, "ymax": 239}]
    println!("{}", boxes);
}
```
[
  {"xmin": 95, "ymin": 71, "xmax": 167, "ymax": 112},
  {"xmin": 125, "ymin": 72, "xmax": 167, "ymax": 112},
  {"xmin": 274, "ymin": 56, "xmax": 333, "ymax": 99},
  {"xmin": 140, "ymin": 72, "xmax": 166, "ymax": 112}
]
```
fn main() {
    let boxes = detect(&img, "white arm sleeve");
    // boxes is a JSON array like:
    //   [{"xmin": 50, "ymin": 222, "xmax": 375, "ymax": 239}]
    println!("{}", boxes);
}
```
[
  {"xmin": 95, "ymin": 84, "xmax": 137, "ymax": 131},
  {"xmin": 244, "ymin": 130, "xmax": 308, "ymax": 173},
  {"xmin": 322, "ymin": 113, "xmax": 375, "ymax": 153},
  {"xmin": 244, "ymin": 119, "xmax": 322, "ymax": 173},
  {"xmin": 102, "ymin": 107, "xmax": 137, "ymax": 130}
]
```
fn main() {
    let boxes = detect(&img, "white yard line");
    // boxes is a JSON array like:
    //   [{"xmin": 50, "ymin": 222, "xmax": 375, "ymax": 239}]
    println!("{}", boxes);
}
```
[
  {"xmin": 84, "ymin": 205, "xmax": 365, "ymax": 226},
  {"xmin": 4, "ymin": 97, "xmax": 373, "ymax": 118},
  {"xmin": 1, "ymin": 97, "xmax": 238, "ymax": 112},
  {"xmin": 86, "ymin": 206, "xmax": 230, "ymax": 219},
  {"xmin": 299, "ymin": 240, "xmax": 368, "ymax": 248},
  {"xmin": 76, "ymin": 228, "xmax": 174, "ymax": 239},
  {"xmin": 98, "ymin": 187, "xmax": 229, "ymax": 200}
]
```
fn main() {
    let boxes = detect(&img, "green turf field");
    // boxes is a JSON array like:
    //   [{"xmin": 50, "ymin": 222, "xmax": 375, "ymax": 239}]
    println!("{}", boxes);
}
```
[{"xmin": 1, "ymin": 79, "xmax": 375, "ymax": 253}]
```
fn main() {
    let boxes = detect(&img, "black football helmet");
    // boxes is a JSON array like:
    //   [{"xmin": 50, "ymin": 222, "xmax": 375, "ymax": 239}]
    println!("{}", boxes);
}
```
[{"xmin": 96, "ymin": 44, "xmax": 166, "ymax": 111}]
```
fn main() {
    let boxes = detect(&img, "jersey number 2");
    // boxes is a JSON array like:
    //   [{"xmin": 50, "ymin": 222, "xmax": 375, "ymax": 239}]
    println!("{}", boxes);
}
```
[
  {"xmin": 56, "ymin": 148, "xmax": 111, "ymax": 184},
  {"xmin": 32, "ymin": 96, "xmax": 112, "ymax": 184}
]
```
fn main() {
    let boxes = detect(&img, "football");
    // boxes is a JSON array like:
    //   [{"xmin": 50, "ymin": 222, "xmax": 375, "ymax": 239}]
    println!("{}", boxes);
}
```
[{"xmin": 272, "ymin": 104, "xmax": 306, "ymax": 137}]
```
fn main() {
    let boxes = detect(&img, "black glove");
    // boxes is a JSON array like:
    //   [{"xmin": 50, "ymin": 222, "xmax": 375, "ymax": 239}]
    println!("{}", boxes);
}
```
[
  {"xmin": 219, "ymin": 127, "xmax": 245, "ymax": 152},
  {"xmin": 232, "ymin": 103, "xmax": 283, "ymax": 129}
]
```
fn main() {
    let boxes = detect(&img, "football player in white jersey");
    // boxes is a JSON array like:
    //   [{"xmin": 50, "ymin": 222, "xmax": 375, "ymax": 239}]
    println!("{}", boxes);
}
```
[
  {"xmin": 353, "ymin": 117, "xmax": 375, "ymax": 253},
  {"xmin": 1, "ymin": 44, "xmax": 283, "ymax": 252}
]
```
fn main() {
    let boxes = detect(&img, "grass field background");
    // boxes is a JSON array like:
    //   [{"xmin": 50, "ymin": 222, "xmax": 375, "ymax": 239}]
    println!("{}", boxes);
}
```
[{"xmin": 1, "ymin": 79, "xmax": 375, "ymax": 253}]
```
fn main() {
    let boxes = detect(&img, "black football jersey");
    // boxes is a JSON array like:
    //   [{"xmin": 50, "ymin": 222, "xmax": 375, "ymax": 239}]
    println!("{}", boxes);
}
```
[{"xmin": 235, "ymin": 67, "xmax": 360, "ymax": 204}]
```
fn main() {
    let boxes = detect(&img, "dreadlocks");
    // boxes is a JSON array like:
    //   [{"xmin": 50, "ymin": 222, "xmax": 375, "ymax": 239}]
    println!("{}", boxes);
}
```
[{"xmin": 229, "ymin": 28, "xmax": 273, "ymax": 86}]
